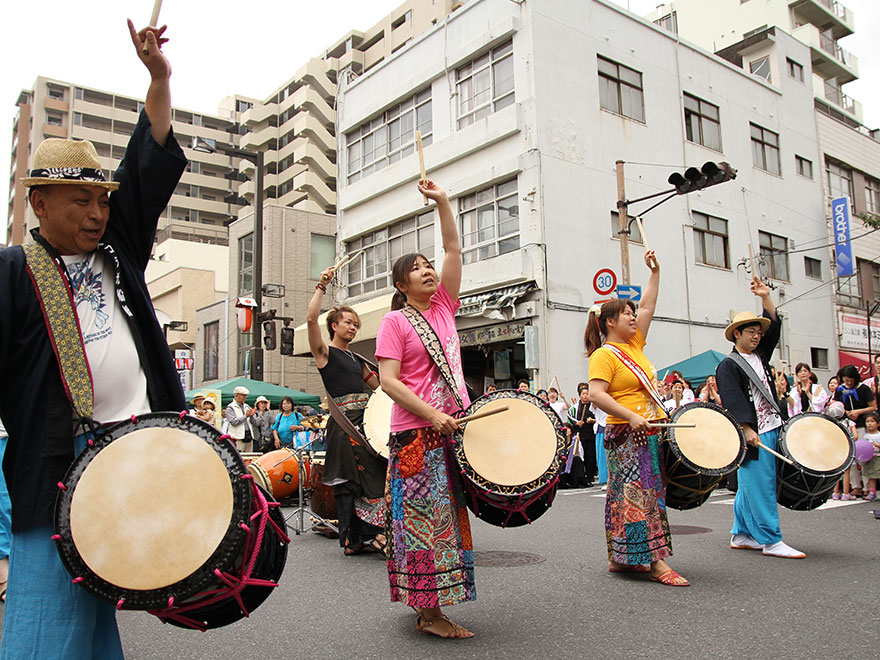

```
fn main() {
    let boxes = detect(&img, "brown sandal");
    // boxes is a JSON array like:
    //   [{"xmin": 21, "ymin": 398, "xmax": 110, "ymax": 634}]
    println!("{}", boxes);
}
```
[{"xmin": 414, "ymin": 611, "xmax": 474, "ymax": 639}]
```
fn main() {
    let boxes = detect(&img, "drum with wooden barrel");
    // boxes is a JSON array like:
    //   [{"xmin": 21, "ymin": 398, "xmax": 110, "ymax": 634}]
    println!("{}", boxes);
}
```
[
  {"xmin": 53, "ymin": 412, "xmax": 288, "ymax": 630},
  {"xmin": 664, "ymin": 402, "xmax": 747, "ymax": 510},
  {"xmin": 363, "ymin": 386, "xmax": 393, "ymax": 459},
  {"xmin": 246, "ymin": 448, "xmax": 309, "ymax": 500}
]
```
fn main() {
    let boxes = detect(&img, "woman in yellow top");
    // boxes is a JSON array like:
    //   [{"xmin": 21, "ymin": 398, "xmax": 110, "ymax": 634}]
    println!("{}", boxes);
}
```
[{"xmin": 586, "ymin": 251, "xmax": 688, "ymax": 587}]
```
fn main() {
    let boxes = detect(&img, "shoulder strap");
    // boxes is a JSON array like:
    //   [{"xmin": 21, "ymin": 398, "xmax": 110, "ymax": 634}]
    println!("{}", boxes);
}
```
[
  {"xmin": 400, "ymin": 305, "xmax": 464, "ymax": 412},
  {"xmin": 324, "ymin": 393, "xmax": 379, "ymax": 458},
  {"xmin": 727, "ymin": 351, "xmax": 783, "ymax": 416},
  {"xmin": 601, "ymin": 344, "xmax": 667, "ymax": 416},
  {"xmin": 23, "ymin": 240, "xmax": 94, "ymax": 418}
]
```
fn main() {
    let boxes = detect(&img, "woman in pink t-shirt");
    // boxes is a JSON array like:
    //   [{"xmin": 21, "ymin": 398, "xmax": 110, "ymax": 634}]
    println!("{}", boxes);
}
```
[{"xmin": 375, "ymin": 179, "xmax": 475, "ymax": 640}]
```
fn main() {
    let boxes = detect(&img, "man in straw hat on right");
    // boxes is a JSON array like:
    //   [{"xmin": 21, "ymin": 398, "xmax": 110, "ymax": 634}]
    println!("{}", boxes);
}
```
[
  {"xmin": 0, "ymin": 19, "xmax": 187, "ymax": 658},
  {"xmin": 716, "ymin": 277, "xmax": 806, "ymax": 559}
]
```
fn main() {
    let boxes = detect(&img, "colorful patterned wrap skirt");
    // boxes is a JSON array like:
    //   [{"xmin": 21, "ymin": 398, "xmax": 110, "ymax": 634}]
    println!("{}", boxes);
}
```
[
  {"xmin": 385, "ymin": 427, "xmax": 476, "ymax": 608},
  {"xmin": 604, "ymin": 424, "xmax": 672, "ymax": 565}
]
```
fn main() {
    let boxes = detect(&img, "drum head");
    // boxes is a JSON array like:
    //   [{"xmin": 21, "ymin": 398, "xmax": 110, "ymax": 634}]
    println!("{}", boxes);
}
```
[
  {"xmin": 670, "ymin": 404, "xmax": 744, "ymax": 471},
  {"xmin": 363, "ymin": 387, "xmax": 393, "ymax": 459},
  {"xmin": 783, "ymin": 414, "xmax": 852, "ymax": 473},
  {"xmin": 70, "ymin": 427, "xmax": 234, "ymax": 591},
  {"xmin": 462, "ymin": 396, "xmax": 558, "ymax": 487}
]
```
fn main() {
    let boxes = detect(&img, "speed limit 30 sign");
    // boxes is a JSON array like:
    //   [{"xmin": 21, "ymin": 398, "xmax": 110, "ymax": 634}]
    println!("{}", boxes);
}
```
[{"xmin": 593, "ymin": 268, "xmax": 617, "ymax": 296}]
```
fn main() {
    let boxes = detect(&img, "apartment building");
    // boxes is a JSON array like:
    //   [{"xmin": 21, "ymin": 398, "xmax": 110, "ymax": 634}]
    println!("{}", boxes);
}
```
[
  {"xmin": 7, "ymin": 76, "xmax": 247, "ymax": 248},
  {"xmin": 647, "ymin": 0, "xmax": 880, "ymax": 376},
  {"xmin": 235, "ymin": 0, "xmax": 461, "ymax": 217},
  {"xmin": 333, "ymin": 0, "xmax": 836, "ymax": 392}
]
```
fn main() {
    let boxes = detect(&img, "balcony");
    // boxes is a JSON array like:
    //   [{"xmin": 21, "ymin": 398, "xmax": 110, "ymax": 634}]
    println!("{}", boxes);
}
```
[
  {"xmin": 792, "ymin": 23, "xmax": 858, "ymax": 84},
  {"xmin": 790, "ymin": 0, "xmax": 854, "ymax": 39},
  {"xmin": 815, "ymin": 75, "xmax": 863, "ymax": 122}
]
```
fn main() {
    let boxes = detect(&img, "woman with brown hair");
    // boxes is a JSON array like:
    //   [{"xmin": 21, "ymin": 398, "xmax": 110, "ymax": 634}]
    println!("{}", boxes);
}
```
[
  {"xmin": 375, "ymin": 179, "xmax": 475, "ymax": 639},
  {"xmin": 586, "ymin": 250, "xmax": 689, "ymax": 586}
]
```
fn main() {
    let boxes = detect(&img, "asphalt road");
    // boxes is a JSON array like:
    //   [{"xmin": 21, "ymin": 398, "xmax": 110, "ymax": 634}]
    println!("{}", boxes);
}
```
[{"xmin": 112, "ymin": 487, "xmax": 877, "ymax": 660}]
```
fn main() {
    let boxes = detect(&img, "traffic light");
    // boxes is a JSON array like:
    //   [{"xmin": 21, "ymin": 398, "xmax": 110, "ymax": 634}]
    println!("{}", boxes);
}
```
[
  {"xmin": 280, "ymin": 327, "xmax": 294, "ymax": 356},
  {"xmin": 668, "ymin": 161, "xmax": 737, "ymax": 194},
  {"xmin": 263, "ymin": 321, "xmax": 277, "ymax": 350}
]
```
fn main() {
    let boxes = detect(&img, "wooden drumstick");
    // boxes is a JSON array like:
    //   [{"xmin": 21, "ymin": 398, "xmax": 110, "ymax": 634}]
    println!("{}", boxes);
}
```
[
  {"xmin": 142, "ymin": 0, "xmax": 163, "ymax": 54},
  {"xmin": 416, "ymin": 130, "xmax": 428, "ymax": 206},
  {"xmin": 756, "ymin": 440, "xmax": 795, "ymax": 466},
  {"xmin": 747, "ymin": 243, "xmax": 757, "ymax": 279},
  {"xmin": 330, "ymin": 249, "xmax": 365, "ymax": 279},
  {"xmin": 650, "ymin": 422, "xmax": 697, "ymax": 428},
  {"xmin": 635, "ymin": 216, "xmax": 651, "ymax": 252},
  {"xmin": 457, "ymin": 405, "xmax": 509, "ymax": 425}
]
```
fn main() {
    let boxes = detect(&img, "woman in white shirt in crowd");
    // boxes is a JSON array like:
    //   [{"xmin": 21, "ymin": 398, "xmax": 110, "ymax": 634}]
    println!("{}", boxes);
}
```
[{"xmin": 786, "ymin": 362, "xmax": 828, "ymax": 417}]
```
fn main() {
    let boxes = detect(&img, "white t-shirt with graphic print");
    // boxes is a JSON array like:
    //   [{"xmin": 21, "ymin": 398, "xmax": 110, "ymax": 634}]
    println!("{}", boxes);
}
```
[
  {"xmin": 63, "ymin": 251, "xmax": 150, "ymax": 424},
  {"xmin": 741, "ymin": 350, "xmax": 783, "ymax": 434}
]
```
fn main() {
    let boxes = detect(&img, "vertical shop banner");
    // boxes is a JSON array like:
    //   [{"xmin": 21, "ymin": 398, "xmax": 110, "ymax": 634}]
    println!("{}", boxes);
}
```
[{"xmin": 832, "ymin": 196, "xmax": 854, "ymax": 277}]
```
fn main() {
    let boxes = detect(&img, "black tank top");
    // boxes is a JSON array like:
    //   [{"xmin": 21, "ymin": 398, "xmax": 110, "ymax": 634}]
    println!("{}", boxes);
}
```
[{"xmin": 318, "ymin": 346, "xmax": 368, "ymax": 398}]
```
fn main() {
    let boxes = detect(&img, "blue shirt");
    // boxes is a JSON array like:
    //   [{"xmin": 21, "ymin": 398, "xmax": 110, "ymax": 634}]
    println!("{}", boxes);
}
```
[{"xmin": 272, "ymin": 412, "xmax": 303, "ymax": 446}]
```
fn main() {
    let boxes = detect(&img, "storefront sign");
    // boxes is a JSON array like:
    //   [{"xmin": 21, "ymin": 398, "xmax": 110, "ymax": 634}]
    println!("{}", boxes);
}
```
[
  {"xmin": 459, "ymin": 321, "xmax": 529, "ymax": 348},
  {"xmin": 832, "ymin": 196, "xmax": 854, "ymax": 277},
  {"xmin": 838, "ymin": 350, "xmax": 872, "ymax": 381},
  {"xmin": 838, "ymin": 312, "xmax": 880, "ymax": 352}
]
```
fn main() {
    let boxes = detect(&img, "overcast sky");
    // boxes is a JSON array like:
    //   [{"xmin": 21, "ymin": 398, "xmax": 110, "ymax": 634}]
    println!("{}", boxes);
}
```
[{"xmin": 2, "ymin": 0, "xmax": 878, "ymax": 244}]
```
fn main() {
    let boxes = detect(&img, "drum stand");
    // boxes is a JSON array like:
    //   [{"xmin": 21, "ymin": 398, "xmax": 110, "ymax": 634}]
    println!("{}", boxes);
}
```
[{"xmin": 284, "ymin": 441, "xmax": 338, "ymax": 536}]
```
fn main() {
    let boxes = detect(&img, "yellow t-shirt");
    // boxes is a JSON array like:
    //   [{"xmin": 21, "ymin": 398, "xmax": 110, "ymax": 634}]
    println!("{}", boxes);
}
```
[{"xmin": 588, "ymin": 329, "xmax": 665, "ymax": 425}]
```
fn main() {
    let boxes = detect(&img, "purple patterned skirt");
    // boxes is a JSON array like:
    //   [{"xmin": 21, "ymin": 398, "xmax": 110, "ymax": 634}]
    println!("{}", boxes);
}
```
[
  {"xmin": 384, "ymin": 427, "xmax": 476, "ymax": 608},
  {"xmin": 604, "ymin": 424, "xmax": 672, "ymax": 565}
]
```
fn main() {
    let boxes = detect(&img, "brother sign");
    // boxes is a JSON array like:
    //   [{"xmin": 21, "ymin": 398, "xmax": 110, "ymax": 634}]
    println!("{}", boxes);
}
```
[{"xmin": 832, "ymin": 196, "xmax": 854, "ymax": 278}]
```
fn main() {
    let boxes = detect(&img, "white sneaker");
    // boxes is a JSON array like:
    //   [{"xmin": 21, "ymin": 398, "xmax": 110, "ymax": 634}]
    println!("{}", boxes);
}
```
[
  {"xmin": 762, "ymin": 541, "xmax": 806, "ymax": 559},
  {"xmin": 730, "ymin": 534, "xmax": 763, "ymax": 550}
]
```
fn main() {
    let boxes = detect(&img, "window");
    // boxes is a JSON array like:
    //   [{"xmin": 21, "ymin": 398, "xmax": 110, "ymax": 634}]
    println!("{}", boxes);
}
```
[
  {"xmin": 47, "ymin": 86, "xmax": 65, "ymax": 100},
  {"xmin": 865, "ymin": 177, "xmax": 880, "ymax": 215},
  {"xmin": 46, "ymin": 111, "xmax": 63, "ymax": 127},
  {"xmin": 75, "ymin": 87, "xmax": 84, "ymax": 101},
  {"xmin": 750, "ymin": 123, "xmax": 780, "ymax": 175},
  {"xmin": 804, "ymin": 256, "xmax": 822, "ymax": 279},
  {"xmin": 345, "ymin": 211, "xmax": 435, "ymax": 297},
  {"xmin": 239, "ymin": 233, "xmax": 254, "ymax": 295},
  {"xmin": 73, "ymin": 112, "xmax": 82, "ymax": 126},
  {"xmin": 204, "ymin": 321, "xmax": 219, "ymax": 381},
  {"xmin": 683, "ymin": 93, "xmax": 722, "ymax": 151},
  {"xmin": 346, "ymin": 89, "xmax": 432, "ymax": 183},
  {"xmin": 758, "ymin": 230, "xmax": 789, "ymax": 281},
  {"xmin": 692, "ymin": 212, "xmax": 729, "ymax": 268},
  {"xmin": 795, "ymin": 155, "xmax": 813, "ymax": 179},
  {"xmin": 837, "ymin": 273, "xmax": 861, "ymax": 308},
  {"xmin": 597, "ymin": 56, "xmax": 645, "ymax": 122},
  {"xmin": 787, "ymin": 58, "xmax": 804, "ymax": 82},
  {"xmin": 237, "ymin": 329, "xmax": 253, "ymax": 376},
  {"xmin": 810, "ymin": 348, "xmax": 828, "ymax": 370},
  {"xmin": 310, "ymin": 234, "xmax": 336, "ymax": 279},
  {"xmin": 610, "ymin": 211, "xmax": 642, "ymax": 243},
  {"xmin": 456, "ymin": 40, "xmax": 515, "ymax": 129},
  {"xmin": 654, "ymin": 12, "xmax": 678, "ymax": 33},
  {"xmin": 863, "ymin": 260, "xmax": 880, "ymax": 302},
  {"xmin": 749, "ymin": 56, "xmax": 771, "ymax": 82},
  {"xmin": 460, "ymin": 179, "xmax": 519, "ymax": 265},
  {"xmin": 826, "ymin": 160, "xmax": 853, "ymax": 200}
]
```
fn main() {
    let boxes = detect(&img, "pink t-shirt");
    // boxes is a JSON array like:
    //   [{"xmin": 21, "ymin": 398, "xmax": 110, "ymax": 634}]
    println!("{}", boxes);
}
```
[{"xmin": 375, "ymin": 283, "xmax": 471, "ymax": 432}]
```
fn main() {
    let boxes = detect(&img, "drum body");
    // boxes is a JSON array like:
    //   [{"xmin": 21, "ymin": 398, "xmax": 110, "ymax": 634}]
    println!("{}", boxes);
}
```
[
  {"xmin": 665, "ymin": 402, "xmax": 747, "ymax": 510},
  {"xmin": 247, "ymin": 448, "xmax": 309, "ymax": 500},
  {"xmin": 453, "ymin": 391, "xmax": 567, "ymax": 527},
  {"xmin": 776, "ymin": 412, "xmax": 853, "ymax": 510},
  {"xmin": 363, "ymin": 387, "xmax": 393, "ymax": 459},
  {"xmin": 308, "ymin": 451, "xmax": 338, "ymax": 520},
  {"xmin": 53, "ymin": 413, "xmax": 288, "ymax": 630}
]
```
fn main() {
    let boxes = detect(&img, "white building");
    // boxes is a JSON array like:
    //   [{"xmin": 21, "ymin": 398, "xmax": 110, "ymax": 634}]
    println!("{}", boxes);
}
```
[{"xmin": 333, "ymin": 0, "xmax": 836, "ymax": 393}]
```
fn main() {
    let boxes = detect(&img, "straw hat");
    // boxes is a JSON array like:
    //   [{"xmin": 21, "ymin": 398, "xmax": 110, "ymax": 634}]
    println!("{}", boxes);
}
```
[
  {"xmin": 22, "ymin": 138, "xmax": 119, "ymax": 190},
  {"xmin": 191, "ymin": 392, "xmax": 206, "ymax": 404},
  {"xmin": 724, "ymin": 311, "xmax": 771, "ymax": 343},
  {"xmin": 254, "ymin": 396, "xmax": 269, "ymax": 405}
]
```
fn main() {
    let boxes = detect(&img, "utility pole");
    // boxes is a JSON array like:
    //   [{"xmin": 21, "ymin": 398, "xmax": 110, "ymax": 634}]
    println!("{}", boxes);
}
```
[{"xmin": 616, "ymin": 160, "xmax": 630, "ymax": 285}]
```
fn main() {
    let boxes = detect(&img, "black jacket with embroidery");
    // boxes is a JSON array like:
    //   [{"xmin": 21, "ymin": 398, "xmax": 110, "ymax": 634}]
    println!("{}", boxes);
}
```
[
  {"xmin": 715, "ymin": 310, "xmax": 783, "ymax": 460},
  {"xmin": 0, "ymin": 110, "xmax": 187, "ymax": 532}
]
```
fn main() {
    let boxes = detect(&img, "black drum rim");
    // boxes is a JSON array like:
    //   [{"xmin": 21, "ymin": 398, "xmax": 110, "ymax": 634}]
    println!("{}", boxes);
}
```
[
  {"xmin": 667, "ymin": 401, "xmax": 747, "ymax": 477},
  {"xmin": 777, "ymin": 411, "xmax": 855, "ymax": 478},
  {"xmin": 53, "ymin": 412, "xmax": 252, "ymax": 610},
  {"xmin": 452, "ymin": 390, "xmax": 568, "ymax": 496}
]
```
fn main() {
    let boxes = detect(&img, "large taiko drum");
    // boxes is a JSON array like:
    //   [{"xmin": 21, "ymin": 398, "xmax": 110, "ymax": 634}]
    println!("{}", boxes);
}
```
[
  {"xmin": 453, "ymin": 391, "xmax": 568, "ymax": 528},
  {"xmin": 776, "ymin": 412, "xmax": 854, "ymax": 510},
  {"xmin": 247, "ymin": 448, "xmax": 309, "ymax": 500},
  {"xmin": 363, "ymin": 386, "xmax": 393, "ymax": 459},
  {"xmin": 308, "ymin": 450, "xmax": 338, "ymax": 521},
  {"xmin": 664, "ymin": 402, "xmax": 747, "ymax": 510},
  {"xmin": 53, "ymin": 413, "xmax": 288, "ymax": 630}
]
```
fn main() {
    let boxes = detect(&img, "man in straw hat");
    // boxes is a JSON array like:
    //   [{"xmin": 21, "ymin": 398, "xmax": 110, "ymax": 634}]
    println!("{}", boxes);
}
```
[
  {"xmin": 0, "ymin": 20, "xmax": 186, "ymax": 658},
  {"xmin": 716, "ymin": 277, "xmax": 806, "ymax": 559}
]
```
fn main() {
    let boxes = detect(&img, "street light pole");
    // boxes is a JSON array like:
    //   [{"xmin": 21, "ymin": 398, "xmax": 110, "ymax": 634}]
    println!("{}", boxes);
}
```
[{"xmin": 252, "ymin": 150, "xmax": 264, "ymax": 380}]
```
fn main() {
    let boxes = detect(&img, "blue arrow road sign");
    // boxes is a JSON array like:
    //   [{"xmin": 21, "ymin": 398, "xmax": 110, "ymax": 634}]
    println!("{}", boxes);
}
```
[{"xmin": 616, "ymin": 284, "xmax": 642, "ymax": 301}]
